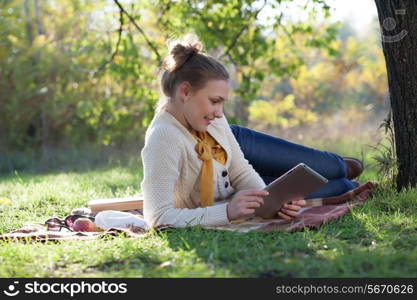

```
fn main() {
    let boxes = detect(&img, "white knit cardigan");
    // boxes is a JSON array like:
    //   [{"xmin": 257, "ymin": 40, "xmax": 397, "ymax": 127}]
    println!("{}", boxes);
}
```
[{"xmin": 140, "ymin": 109, "xmax": 266, "ymax": 228}]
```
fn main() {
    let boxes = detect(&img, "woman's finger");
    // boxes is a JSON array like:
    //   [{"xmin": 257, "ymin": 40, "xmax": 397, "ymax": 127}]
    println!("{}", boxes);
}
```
[
  {"xmin": 280, "ymin": 208, "xmax": 299, "ymax": 217},
  {"xmin": 282, "ymin": 203, "xmax": 301, "ymax": 211},
  {"xmin": 277, "ymin": 211, "xmax": 293, "ymax": 220},
  {"xmin": 246, "ymin": 189, "xmax": 269, "ymax": 197},
  {"xmin": 291, "ymin": 199, "xmax": 307, "ymax": 206},
  {"xmin": 242, "ymin": 201, "xmax": 262, "ymax": 209},
  {"xmin": 244, "ymin": 196, "xmax": 264, "ymax": 205},
  {"xmin": 243, "ymin": 208, "xmax": 256, "ymax": 215}
]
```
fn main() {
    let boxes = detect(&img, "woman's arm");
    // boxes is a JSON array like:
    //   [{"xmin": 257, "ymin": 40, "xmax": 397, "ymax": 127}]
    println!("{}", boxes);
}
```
[{"xmin": 141, "ymin": 126, "xmax": 230, "ymax": 228}]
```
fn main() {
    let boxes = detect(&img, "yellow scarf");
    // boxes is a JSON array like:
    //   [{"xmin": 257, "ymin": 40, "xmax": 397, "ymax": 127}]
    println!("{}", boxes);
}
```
[{"xmin": 190, "ymin": 130, "xmax": 227, "ymax": 207}]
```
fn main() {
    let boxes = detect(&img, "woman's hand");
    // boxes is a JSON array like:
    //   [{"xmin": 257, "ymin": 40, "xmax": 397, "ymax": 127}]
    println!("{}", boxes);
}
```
[
  {"xmin": 277, "ymin": 199, "xmax": 306, "ymax": 220},
  {"xmin": 227, "ymin": 188, "xmax": 269, "ymax": 221}
]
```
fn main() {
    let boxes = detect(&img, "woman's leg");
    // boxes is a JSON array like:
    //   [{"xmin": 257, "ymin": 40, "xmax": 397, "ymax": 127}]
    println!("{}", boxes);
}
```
[
  {"xmin": 230, "ymin": 124, "xmax": 347, "ymax": 179},
  {"xmin": 230, "ymin": 124, "xmax": 357, "ymax": 197}
]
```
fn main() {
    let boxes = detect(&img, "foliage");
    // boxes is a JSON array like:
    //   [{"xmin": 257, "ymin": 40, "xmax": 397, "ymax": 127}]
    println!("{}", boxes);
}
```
[
  {"xmin": 367, "ymin": 110, "xmax": 397, "ymax": 188},
  {"xmin": 0, "ymin": 0, "xmax": 387, "ymax": 155},
  {"xmin": 248, "ymin": 94, "xmax": 317, "ymax": 131},
  {"xmin": 248, "ymin": 30, "xmax": 388, "ymax": 132}
]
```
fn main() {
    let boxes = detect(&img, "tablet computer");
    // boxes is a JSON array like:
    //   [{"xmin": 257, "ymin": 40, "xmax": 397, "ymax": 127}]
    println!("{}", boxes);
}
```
[{"xmin": 254, "ymin": 163, "xmax": 328, "ymax": 219}]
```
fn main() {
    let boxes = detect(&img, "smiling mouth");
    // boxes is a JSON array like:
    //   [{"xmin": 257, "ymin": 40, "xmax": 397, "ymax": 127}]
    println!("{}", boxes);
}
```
[{"xmin": 204, "ymin": 117, "xmax": 214, "ymax": 125}]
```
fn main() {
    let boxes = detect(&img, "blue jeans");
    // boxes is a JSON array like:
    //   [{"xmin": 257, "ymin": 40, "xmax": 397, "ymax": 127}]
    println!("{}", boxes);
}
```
[{"xmin": 230, "ymin": 125, "xmax": 359, "ymax": 199}]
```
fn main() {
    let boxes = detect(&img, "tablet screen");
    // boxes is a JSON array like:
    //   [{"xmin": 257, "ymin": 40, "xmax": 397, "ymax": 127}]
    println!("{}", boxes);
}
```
[{"xmin": 254, "ymin": 163, "xmax": 328, "ymax": 219}]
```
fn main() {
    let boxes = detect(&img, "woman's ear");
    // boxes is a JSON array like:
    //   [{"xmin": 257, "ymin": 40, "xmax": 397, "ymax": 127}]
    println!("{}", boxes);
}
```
[{"xmin": 178, "ymin": 81, "xmax": 192, "ymax": 102}]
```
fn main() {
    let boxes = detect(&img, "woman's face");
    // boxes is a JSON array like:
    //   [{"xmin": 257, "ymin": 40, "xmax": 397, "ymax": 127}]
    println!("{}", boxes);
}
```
[{"xmin": 181, "ymin": 79, "xmax": 230, "ymax": 132}]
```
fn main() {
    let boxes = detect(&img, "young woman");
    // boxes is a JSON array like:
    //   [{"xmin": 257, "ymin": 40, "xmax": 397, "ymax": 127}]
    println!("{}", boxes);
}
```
[{"xmin": 141, "ymin": 37, "xmax": 363, "ymax": 228}]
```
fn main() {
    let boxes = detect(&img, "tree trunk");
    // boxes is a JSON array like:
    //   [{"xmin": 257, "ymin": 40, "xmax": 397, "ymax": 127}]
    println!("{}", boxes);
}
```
[
  {"xmin": 233, "ymin": 97, "xmax": 249, "ymax": 125},
  {"xmin": 23, "ymin": 0, "xmax": 33, "ymax": 45},
  {"xmin": 34, "ymin": 0, "xmax": 43, "ymax": 35},
  {"xmin": 374, "ymin": 0, "xmax": 417, "ymax": 190}
]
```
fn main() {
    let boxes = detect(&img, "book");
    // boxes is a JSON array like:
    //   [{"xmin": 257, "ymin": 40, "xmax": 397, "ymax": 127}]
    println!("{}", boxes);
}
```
[{"xmin": 88, "ymin": 195, "xmax": 144, "ymax": 212}]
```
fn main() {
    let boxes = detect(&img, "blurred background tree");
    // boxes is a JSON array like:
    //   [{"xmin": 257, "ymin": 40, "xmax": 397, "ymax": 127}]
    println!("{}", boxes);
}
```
[{"xmin": 0, "ymin": 0, "xmax": 388, "ymax": 170}]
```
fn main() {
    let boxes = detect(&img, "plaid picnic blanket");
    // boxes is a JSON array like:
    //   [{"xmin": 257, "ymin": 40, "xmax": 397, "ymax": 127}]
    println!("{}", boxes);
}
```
[
  {"xmin": 0, "ymin": 181, "xmax": 376, "ymax": 242},
  {"xmin": 207, "ymin": 181, "xmax": 376, "ymax": 232}
]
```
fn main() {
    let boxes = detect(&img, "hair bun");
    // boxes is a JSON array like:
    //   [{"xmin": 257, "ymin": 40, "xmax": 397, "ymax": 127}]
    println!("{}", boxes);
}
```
[{"xmin": 163, "ymin": 35, "xmax": 203, "ymax": 72}]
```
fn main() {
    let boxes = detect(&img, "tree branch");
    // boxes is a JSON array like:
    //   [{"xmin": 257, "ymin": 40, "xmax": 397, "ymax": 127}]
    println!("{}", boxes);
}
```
[
  {"xmin": 96, "ymin": 7, "xmax": 124, "ymax": 75},
  {"xmin": 220, "ymin": 0, "xmax": 267, "ymax": 61},
  {"xmin": 113, "ymin": 0, "xmax": 161, "ymax": 63},
  {"xmin": 282, "ymin": 27, "xmax": 296, "ymax": 47},
  {"xmin": 185, "ymin": 0, "xmax": 236, "ymax": 64}
]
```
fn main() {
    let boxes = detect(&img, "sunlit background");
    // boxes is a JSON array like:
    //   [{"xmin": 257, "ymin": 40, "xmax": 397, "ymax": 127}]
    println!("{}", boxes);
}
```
[{"xmin": 0, "ymin": 0, "xmax": 389, "ymax": 172}]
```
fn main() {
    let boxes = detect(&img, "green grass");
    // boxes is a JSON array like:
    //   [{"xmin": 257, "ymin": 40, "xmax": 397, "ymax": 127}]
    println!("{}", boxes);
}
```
[{"xmin": 0, "ymin": 148, "xmax": 416, "ymax": 278}]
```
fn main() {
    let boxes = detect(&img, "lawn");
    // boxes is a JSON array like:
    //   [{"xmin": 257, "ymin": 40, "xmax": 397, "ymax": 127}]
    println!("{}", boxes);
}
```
[{"xmin": 0, "ymin": 147, "xmax": 416, "ymax": 278}]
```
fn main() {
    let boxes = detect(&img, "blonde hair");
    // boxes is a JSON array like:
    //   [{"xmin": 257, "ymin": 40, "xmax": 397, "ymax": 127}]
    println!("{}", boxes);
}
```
[{"xmin": 156, "ymin": 34, "xmax": 229, "ymax": 113}]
